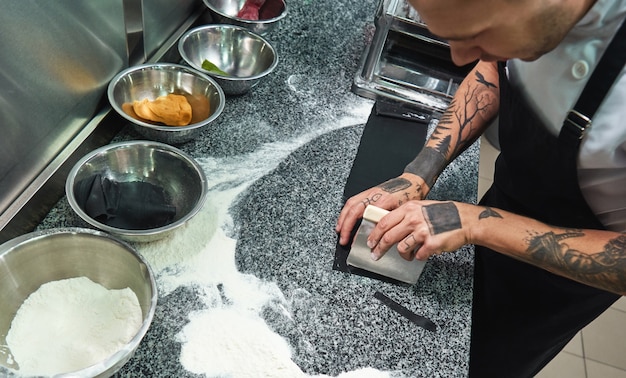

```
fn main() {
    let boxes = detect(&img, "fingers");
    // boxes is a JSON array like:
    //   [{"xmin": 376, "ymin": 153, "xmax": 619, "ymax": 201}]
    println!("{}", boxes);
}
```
[
  {"xmin": 335, "ymin": 175, "xmax": 429, "ymax": 246},
  {"xmin": 399, "ymin": 234, "xmax": 422, "ymax": 261},
  {"xmin": 372, "ymin": 232, "xmax": 423, "ymax": 261},
  {"xmin": 335, "ymin": 191, "xmax": 384, "ymax": 245},
  {"xmin": 368, "ymin": 201, "xmax": 462, "ymax": 261},
  {"xmin": 368, "ymin": 204, "xmax": 427, "ymax": 261}
]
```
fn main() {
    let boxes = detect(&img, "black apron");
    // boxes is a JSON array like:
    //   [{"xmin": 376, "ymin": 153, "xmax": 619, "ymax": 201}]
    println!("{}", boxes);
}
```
[{"xmin": 468, "ymin": 21, "xmax": 626, "ymax": 377}]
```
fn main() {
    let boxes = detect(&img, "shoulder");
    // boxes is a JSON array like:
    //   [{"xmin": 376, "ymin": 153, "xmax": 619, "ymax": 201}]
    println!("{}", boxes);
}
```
[{"xmin": 507, "ymin": 7, "xmax": 626, "ymax": 135}]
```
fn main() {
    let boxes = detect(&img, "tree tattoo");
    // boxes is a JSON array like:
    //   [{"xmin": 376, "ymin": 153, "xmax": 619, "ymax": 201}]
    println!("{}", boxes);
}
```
[
  {"xmin": 422, "ymin": 202, "xmax": 462, "ymax": 235},
  {"xmin": 527, "ymin": 231, "xmax": 626, "ymax": 293},
  {"xmin": 479, "ymin": 207, "xmax": 503, "ymax": 219},
  {"xmin": 434, "ymin": 69, "xmax": 498, "ymax": 155},
  {"xmin": 405, "ymin": 69, "xmax": 497, "ymax": 190}
]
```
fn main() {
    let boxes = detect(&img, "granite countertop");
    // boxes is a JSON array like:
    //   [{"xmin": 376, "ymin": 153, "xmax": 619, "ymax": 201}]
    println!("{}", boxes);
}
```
[{"xmin": 36, "ymin": 0, "xmax": 479, "ymax": 376}]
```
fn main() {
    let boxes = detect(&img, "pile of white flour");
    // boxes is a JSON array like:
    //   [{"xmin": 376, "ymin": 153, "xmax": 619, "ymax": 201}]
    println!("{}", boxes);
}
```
[{"xmin": 6, "ymin": 276, "xmax": 142, "ymax": 376}]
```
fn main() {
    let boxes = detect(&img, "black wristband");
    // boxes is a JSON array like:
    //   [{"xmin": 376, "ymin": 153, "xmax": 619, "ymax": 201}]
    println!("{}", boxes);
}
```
[{"xmin": 404, "ymin": 147, "xmax": 447, "ymax": 187}]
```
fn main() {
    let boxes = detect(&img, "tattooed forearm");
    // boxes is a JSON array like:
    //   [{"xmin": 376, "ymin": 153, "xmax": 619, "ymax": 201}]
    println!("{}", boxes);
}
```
[
  {"xmin": 405, "ymin": 69, "xmax": 497, "ymax": 189},
  {"xmin": 479, "ymin": 207, "xmax": 503, "ymax": 219},
  {"xmin": 404, "ymin": 147, "xmax": 447, "ymax": 187},
  {"xmin": 378, "ymin": 178, "xmax": 411, "ymax": 193},
  {"xmin": 422, "ymin": 202, "xmax": 462, "ymax": 235},
  {"xmin": 526, "ymin": 231, "xmax": 626, "ymax": 294},
  {"xmin": 527, "ymin": 230, "xmax": 585, "ymax": 266},
  {"xmin": 564, "ymin": 235, "xmax": 626, "ymax": 273},
  {"xmin": 430, "ymin": 69, "xmax": 499, "ymax": 158}
]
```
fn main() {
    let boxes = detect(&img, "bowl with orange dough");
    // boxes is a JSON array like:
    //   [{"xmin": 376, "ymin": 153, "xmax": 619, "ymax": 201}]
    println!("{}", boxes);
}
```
[{"xmin": 108, "ymin": 63, "xmax": 225, "ymax": 144}]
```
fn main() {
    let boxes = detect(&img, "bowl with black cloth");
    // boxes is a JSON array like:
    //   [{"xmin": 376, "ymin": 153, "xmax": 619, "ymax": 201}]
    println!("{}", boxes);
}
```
[{"xmin": 65, "ymin": 141, "xmax": 208, "ymax": 242}]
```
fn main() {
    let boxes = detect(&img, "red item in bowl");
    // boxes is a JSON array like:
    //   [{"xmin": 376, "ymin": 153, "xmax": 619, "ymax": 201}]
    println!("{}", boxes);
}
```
[
  {"xmin": 259, "ymin": 0, "xmax": 283, "ymax": 19},
  {"xmin": 237, "ymin": 0, "xmax": 265, "ymax": 20}
]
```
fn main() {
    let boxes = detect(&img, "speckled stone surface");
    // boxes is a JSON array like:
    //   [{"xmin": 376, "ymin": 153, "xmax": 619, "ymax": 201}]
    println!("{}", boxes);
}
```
[
  {"xmin": 34, "ymin": 0, "xmax": 480, "ymax": 376},
  {"xmin": 231, "ymin": 123, "xmax": 478, "ymax": 377}
]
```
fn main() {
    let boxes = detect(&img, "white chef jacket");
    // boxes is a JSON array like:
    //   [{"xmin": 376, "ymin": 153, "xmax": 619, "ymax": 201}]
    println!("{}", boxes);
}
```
[{"xmin": 507, "ymin": 0, "xmax": 626, "ymax": 232}]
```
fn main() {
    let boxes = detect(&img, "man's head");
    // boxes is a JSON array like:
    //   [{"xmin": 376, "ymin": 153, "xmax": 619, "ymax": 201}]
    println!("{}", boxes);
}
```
[{"xmin": 408, "ymin": 0, "xmax": 597, "ymax": 65}]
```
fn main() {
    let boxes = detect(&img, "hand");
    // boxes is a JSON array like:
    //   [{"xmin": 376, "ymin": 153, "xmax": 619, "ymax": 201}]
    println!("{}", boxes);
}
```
[
  {"xmin": 366, "ymin": 200, "xmax": 472, "ymax": 261},
  {"xmin": 335, "ymin": 173, "xmax": 428, "ymax": 246}
]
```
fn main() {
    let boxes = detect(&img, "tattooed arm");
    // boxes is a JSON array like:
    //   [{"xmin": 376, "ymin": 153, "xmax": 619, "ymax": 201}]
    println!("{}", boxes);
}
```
[
  {"xmin": 404, "ymin": 60, "xmax": 500, "ymax": 186},
  {"xmin": 367, "ymin": 200, "xmax": 626, "ymax": 296},
  {"xmin": 336, "ymin": 60, "xmax": 499, "ymax": 246},
  {"xmin": 473, "ymin": 206, "xmax": 626, "ymax": 295}
]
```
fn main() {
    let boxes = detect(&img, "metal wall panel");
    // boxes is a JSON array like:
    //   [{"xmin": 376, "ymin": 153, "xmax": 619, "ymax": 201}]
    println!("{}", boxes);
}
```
[
  {"xmin": 0, "ymin": 0, "xmax": 201, "ymax": 240},
  {"xmin": 0, "ymin": 1, "xmax": 127, "ymax": 229},
  {"xmin": 142, "ymin": 0, "xmax": 199, "ymax": 60}
]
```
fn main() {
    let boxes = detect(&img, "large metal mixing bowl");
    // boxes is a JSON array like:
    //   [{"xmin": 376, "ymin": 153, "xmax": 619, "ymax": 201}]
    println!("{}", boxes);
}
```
[
  {"xmin": 178, "ymin": 24, "xmax": 278, "ymax": 95},
  {"xmin": 0, "ymin": 228, "xmax": 157, "ymax": 378},
  {"xmin": 108, "ymin": 63, "xmax": 225, "ymax": 144},
  {"xmin": 65, "ymin": 141, "xmax": 208, "ymax": 242}
]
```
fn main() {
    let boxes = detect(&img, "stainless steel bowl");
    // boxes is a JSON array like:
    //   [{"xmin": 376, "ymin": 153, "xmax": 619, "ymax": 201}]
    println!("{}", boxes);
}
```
[
  {"xmin": 202, "ymin": 0, "xmax": 287, "ymax": 35},
  {"xmin": 65, "ymin": 141, "xmax": 208, "ymax": 242},
  {"xmin": 178, "ymin": 25, "xmax": 278, "ymax": 95},
  {"xmin": 0, "ymin": 228, "xmax": 157, "ymax": 378},
  {"xmin": 108, "ymin": 63, "xmax": 225, "ymax": 144}
]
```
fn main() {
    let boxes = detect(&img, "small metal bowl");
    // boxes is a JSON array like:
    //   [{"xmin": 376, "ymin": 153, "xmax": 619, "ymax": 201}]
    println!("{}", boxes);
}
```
[
  {"xmin": 108, "ymin": 63, "xmax": 225, "ymax": 144},
  {"xmin": 65, "ymin": 141, "xmax": 208, "ymax": 243},
  {"xmin": 0, "ymin": 228, "xmax": 157, "ymax": 377},
  {"xmin": 178, "ymin": 25, "xmax": 278, "ymax": 95},
  {"xmin": 202, "ymin": 0, "xmax": 287, "ymax": 35}
]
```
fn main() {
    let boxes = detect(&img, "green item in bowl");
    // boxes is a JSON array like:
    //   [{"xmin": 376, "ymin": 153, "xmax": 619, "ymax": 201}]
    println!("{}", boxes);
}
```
[{"xmin": 201, "ymin": 59, "xmax": 229, "ymax": 76}]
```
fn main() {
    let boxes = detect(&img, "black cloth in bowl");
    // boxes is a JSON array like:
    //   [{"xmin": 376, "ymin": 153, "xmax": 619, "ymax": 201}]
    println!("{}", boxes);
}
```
[{"xmin": 75, "ymin": 174, "xmax": 177, "ymax": 230}]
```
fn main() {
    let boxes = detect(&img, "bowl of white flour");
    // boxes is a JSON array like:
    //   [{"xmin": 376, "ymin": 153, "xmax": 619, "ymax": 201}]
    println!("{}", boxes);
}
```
[{"xmin": 0, "ymin": 228, "xmax": 157, "ymax": 377}]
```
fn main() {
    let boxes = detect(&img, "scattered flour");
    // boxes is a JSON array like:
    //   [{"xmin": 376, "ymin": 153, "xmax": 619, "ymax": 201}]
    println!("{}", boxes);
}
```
[
  {"xmin": 179, "ymin": 308, "xmax": 392, "ymax": 378},
  {"xmin": 179, "ymin": 308, "xmax": 306, "ymax": 378},
  {"xmin": 6, "ymin": 276, "xmax": 142, "ymax": 376},
  {"xmin": 134, "ymin": 103, "xmax": 391, "ymax": 377}
]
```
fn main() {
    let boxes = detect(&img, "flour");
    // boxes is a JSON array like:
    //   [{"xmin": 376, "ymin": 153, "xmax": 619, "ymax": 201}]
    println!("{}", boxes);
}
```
[
  {"xmin": 180, "ymin": 308, "xmax": 306, "ymax": 378},
  {"xmin": 178, "ymin": 309, "xmax": 392, "ymax": 378},
  {"xmin": 6, "ymin": 276, "xmax": 142, "ymax": 376},
  {"xmin": 134, "ymin": 103, "xmax": 391, "ymax": 377}
]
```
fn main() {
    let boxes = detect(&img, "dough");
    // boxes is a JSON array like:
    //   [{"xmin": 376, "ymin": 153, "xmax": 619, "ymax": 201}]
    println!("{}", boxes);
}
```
[{"xmin": 132, "ymin": 93, "xmax": 193, "ymax": 126}]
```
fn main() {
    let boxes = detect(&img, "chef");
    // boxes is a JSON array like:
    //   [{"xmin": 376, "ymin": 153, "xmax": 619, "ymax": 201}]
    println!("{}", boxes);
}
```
[{"xmin": 336, "ymin": 0, "xmax": 626, "ymax": 376}]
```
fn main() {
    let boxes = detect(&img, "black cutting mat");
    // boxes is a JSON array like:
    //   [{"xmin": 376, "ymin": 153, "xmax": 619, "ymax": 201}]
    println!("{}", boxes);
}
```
[{"xmin": 333, "ymin": 100, "xmax": 430, "ymax": 283}]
